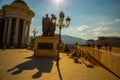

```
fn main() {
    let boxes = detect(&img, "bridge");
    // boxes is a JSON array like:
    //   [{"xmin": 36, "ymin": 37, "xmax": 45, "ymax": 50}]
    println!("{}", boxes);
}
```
[{"xmin": 77, "ymin": 46, "xmax": 120, "ymax": 78}]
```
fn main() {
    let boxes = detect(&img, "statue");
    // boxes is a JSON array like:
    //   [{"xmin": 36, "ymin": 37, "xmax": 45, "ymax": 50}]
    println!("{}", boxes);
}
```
[
  {"xmin": 42, "ymin": 14, "xmax": 51, "ymax": 37},
  {"xmin": 59, "ymin": 11, "xmax": 64, "ymax": 21},
  {"xmin": 42, "ymin": 14, "xmax": 56, "ymax": 37}
]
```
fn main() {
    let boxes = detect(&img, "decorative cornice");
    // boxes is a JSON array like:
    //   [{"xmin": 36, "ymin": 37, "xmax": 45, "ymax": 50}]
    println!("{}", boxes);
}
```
[{"xmin": 2, "ymin": 5, "xmax": 34, "ymax": 17}]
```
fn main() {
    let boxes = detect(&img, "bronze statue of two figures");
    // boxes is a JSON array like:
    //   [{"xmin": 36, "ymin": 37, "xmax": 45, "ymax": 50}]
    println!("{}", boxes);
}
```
[{"xmin": 42, "ymin": 14, "xmax": 56, "ymax": 37}]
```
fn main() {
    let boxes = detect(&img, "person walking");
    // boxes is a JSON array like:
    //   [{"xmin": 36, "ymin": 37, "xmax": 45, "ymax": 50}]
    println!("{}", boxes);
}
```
[
  {"xmin": 109, "ymin": 44, "xmax": 112, "ymax": 52},
  {"xmin": 64, "ymin": 44, "xmax": 70, "ymax": 56},
  {"xmin": 105, "ymin": 43, "xmax": 108, "ymax": 51},
  {"xmin": 2, "ymin": 43, "xmax": 6, "ymax": 51}
]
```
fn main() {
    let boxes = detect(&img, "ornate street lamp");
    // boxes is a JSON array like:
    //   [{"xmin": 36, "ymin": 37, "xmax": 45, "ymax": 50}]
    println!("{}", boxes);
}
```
[
  {"xmin": 66, "ymin": 17, "xmax": 71, "ymax": 27},
  {"xmin": 52, "ymin": 14, "xmax": 57, "ymax": 24},
  {"xmin": 58, "ymin": 11, "xmax": 71, "ymax": 43},
  {"xmin": 52, "ymin": 11, "xmax": 71, "ymax": 65}
]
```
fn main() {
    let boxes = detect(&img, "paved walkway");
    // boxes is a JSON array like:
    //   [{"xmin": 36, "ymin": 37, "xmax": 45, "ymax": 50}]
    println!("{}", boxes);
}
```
[{"xmin": 0, "ymin": 49, "xmax": 119, "ymax": 80}]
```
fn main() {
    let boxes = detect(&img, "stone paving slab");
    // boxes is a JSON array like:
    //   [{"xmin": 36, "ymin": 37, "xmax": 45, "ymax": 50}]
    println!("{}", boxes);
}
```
[{"xmin": 0, "ymin": 49, "xmax": 119, "ymax": 80}]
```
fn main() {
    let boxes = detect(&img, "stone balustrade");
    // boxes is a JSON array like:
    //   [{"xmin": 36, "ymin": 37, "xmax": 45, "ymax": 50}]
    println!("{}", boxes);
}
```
[{"xmin": 79, "ymin": 46, "xmax": 120, "ymax": 77}]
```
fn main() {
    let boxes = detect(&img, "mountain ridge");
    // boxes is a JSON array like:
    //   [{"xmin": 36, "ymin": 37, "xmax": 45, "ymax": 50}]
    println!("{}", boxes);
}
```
[
  {"xmin": 61, "ymin": 35, "xmax": 86, "ymax": 45},
  {"xmin": 29, "ymin": 35, "xmax": 86, "ymax": 45}
]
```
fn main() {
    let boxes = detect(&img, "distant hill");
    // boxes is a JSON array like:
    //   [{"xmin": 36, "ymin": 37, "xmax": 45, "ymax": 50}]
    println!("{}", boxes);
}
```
[
  {"xmin": 62, "ymin": 35, "xmax": 86, "ymax": 45},
  {"xmin": 29, "ymin": 35, "xmax": 86, "ymax": 45}
]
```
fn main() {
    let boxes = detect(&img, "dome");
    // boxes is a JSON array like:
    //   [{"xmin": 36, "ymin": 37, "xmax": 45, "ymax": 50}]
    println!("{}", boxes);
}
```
[{"xmin": 11, "ymin": 0, "xmax": 29, "ymax": 9}]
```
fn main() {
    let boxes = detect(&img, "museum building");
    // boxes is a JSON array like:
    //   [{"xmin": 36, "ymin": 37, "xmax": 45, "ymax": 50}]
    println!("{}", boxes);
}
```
[{"xmin": 0, "ymin": 0, "xmax": 34, "ymax": 48}]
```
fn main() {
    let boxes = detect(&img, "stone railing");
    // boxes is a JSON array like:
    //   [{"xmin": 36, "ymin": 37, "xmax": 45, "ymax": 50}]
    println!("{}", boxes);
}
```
[{"xmin": 79, "ymin": 46, "xmax": 120, "ymax": 77}]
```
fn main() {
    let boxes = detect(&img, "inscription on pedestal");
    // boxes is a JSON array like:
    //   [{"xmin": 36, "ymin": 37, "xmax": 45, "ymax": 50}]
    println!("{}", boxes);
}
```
[{"xmin": 37, "ymin": 43, "xmax": 53, "ymax": 50}]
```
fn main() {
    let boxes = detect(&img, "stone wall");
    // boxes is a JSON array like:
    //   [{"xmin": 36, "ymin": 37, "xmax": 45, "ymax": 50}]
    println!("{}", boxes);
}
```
[{"xmin": 79, "ymin": 46, "xmax": 120, "ymax": 77}]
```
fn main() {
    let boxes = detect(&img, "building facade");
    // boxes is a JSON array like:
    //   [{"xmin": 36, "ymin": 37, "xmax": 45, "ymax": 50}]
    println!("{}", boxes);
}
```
[
  {"xmin": 0, "ymin": 0, "xmax": 34, "ymax": 48},
  {"xmin": 86, "ymin": 39, "xmax": 95, "ymax": 46},
  {"xmin": 96, "ymin": 36, "xmax": 120, "ymax": 47}
]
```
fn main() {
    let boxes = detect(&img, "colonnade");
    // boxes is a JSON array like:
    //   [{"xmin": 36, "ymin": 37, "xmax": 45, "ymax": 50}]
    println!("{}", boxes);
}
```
[{"xmin": 3, "ymin": 17, "xmax": 30, "ymax": 48}]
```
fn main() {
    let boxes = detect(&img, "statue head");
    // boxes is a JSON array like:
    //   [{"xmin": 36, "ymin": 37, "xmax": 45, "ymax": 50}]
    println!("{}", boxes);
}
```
[
  {"xmin": 42, "ymin": 16, "xmax": 44, "ymax": 20},
  {"xmin": 51, "ymin": 14, "xmax": 54, "ymax": 18},
  {"xmin": 59, "ymin": 11, "xmax": 64, "ymax": 20},
  {"xmin": 46, "ymin": 14, "xmax": 48, "ymax": 17}
]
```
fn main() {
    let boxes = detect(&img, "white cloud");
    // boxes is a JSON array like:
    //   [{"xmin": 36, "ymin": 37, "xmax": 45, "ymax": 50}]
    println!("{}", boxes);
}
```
[
  {"xmin": 93, "ymin": 32, "xmax": 120, "ymax": 37},
  {"xmin": 93, "ymin": 31, "xmax": 101, "ymax": 36},
  {"xmin": 93, "ymin": 26, "xmax": 111, "ymax": 37},
  {"xmin": 115, "ymin": 19, "xmax": 120, "ymax": 22},
  {"xmin": 97, "ymin": 18, "xmax": 120, "ymax": 25},
  {"xmin": 80, "ymin": 32, "xmax": 86, "ymax": 35},
  {"xmin": 97, "ymin": 21, "xmax": 113, "ymax": 25},
  {"xmin": 100, "ymin": 21, "xmax": 113, "ymax": 25},
  {"xmin": 104, "ymin": 32, "xmax": 120, "ymax": 37},
  {"xmin": 78, "ymin": 25, "xmax": 89, "ymax": 31},
  {"xmin": 67, "ymin": 25, "xmax": 89, "ymax": 36},
  {"xmin": 93, "ymin": 26, "xmax": 109, "ymax": 32}
]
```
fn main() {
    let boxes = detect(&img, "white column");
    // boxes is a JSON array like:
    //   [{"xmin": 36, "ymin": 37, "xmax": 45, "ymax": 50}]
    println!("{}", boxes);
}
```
[
  {"xmin": 14, "ymin": 18, "xmax": 19, "ymax": 46},
  {"xmin": 26, "ymin": 23, "xmax": 30, "ymax": 45},
  {"xmin": 21, "ymin": 20, "xmax": 26, "ymax": 47},
  {"xmin": 3, "ymin": 18, "xmax": 8, "ymax": 43},
  {"xmin": 7, "ymin": 18, "xmax": 12, "ymax": 44}
]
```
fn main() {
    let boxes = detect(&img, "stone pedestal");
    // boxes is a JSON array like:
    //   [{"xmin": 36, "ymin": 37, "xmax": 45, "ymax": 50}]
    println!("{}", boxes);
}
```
[{"xmin": 34, "ymin": 37, "xmax": 59, "ymax": 57}]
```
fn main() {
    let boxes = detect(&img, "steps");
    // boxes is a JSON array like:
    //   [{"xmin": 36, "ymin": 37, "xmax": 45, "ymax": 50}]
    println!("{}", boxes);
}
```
[{"xmin": 80, "ymin": 58, "xmax": 94, "ymax": 68}]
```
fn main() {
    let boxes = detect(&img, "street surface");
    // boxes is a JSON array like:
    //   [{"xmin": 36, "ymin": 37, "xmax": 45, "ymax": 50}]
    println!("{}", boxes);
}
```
[{"xmin": 0, "ymin": 49, "xmax": 119, "ymax": 80}]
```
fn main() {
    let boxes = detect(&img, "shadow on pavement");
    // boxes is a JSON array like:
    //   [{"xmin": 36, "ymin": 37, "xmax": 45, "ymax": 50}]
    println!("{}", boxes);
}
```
[
  {"xmin": 7, "ymin": 56, "xmax": 56, "ymax": 79},
  {"xmin": 56, "ymin": 65, "xmax": 62, "ymax": 80}
]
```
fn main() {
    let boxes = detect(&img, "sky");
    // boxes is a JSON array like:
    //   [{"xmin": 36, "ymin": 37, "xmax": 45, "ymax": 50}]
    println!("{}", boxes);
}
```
[{"xmin": 0, "ymin": 0, "xmax": 120, "ymax": 40}]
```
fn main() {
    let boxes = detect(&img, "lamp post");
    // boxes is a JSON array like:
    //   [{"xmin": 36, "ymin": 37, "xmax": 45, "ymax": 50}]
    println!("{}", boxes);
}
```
[
  {"xmin": 52, "ymin": 11, "xmax": 71, "ymax": 43},
  {"xmin": 32, "ymin": 28, "xmax": 38, "ymax": 48},
  {"xmin": 52, "ymin": 11, "xmax": 71, "ymax": 65},
  {"xmin": 32, "ymin": 28, "xmax": 38, "ymax": 39},
  {"xmin": 58, "ymin": 11, "xmax": 71, "ymax": 43}
]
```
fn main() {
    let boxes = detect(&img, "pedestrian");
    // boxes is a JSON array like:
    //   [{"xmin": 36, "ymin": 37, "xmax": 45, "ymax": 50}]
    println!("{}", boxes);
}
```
[
  {"xmin": 87, "ymin": 44, "xmax": 91, "ymax": 47},
  {"xmin": 64, "ymin": 44, "xmax": 70, "ymax": 56},
  {"xmin": 105, "ymin": 43, "xmax": 108, "ymax": 51},
  {"xmin": 2, "ymin": 43, "xmax": 6, "ymax": 51},
  {"xmin": 72, "ymin": 42, "xmax": 80, "ymax": 57},
  {"xmin": 2, "ymin": 43, "xmax": 4, "ymax": 51},
  {"xmin": 97, "ymin": 44, "xmax": 101, "ymax": 50},
  {"xmin": 92, "ymin": 43, "xmax": 95, "ymax": 48},
  {"xmin": 109, "ymin": 44, "xmax": 112, "ymax": 52}
]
